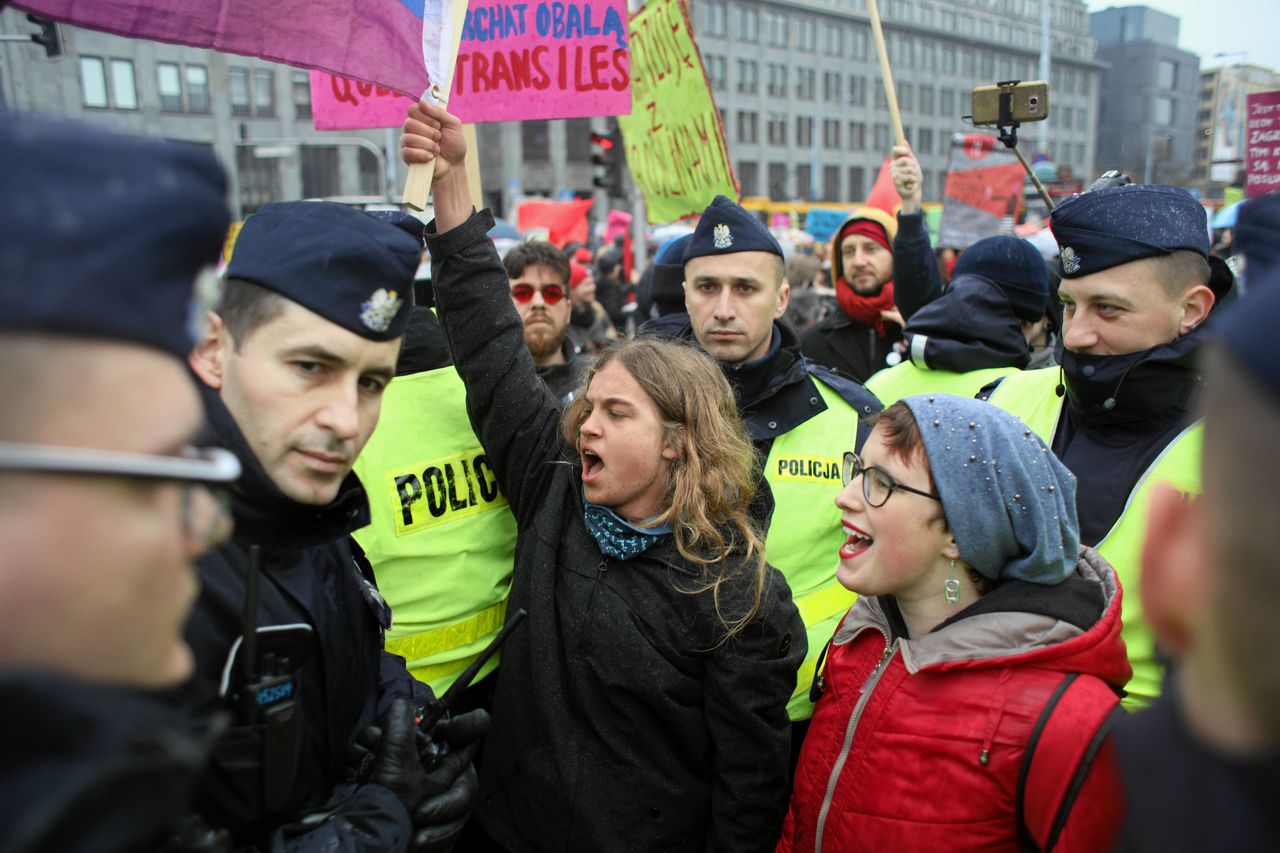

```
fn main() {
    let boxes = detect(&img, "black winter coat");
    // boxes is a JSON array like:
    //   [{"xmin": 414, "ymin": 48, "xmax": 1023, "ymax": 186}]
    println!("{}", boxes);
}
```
[
  {"xmin": 0, "ymin": 671, "xmax": 209, "ymax": 852},
  {"xmin": 179, "ymin": 390, "xmax": 425, "ymax": 851},
  {"xmin": 429, "ymin": 209, "xmax": 806, "ymax": 853}
]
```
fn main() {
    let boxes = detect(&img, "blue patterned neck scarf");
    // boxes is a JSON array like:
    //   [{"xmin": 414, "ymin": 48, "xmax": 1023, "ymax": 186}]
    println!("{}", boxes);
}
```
[{"xmin": 582, "ymin": 500, "xmax": 672, "ymax": 560}]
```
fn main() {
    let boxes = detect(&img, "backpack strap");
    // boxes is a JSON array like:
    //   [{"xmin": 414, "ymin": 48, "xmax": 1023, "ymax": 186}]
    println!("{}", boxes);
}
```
[{"xmin": 1017, "ymin": 672, "xmax": 1124, "ymax": 852}]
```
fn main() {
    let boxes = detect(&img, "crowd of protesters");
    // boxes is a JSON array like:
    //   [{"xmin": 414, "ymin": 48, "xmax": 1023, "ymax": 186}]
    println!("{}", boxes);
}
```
[{"xmin": 2, "ymin": 94, "xmax": 1279, "ymax": 853}]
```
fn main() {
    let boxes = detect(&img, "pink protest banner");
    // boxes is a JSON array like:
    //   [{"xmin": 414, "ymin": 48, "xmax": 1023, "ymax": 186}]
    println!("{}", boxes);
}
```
[
  {"xmin": 311, "ymin": 71, "xmax": 417, "ymax": 131},
  {"xmin": 310, "ymin": 0, "xmax": 632, "ymax": 129},
  {"xmin": 450, "ymin": 0, "xmax": 631, "ymax": 122},
  {"xmin": 18, "ymin": 0, "xmax": 435, "ymax": 98},
  {"xmin": 1245, "ymin": 91, "xmax": 1280, "ymax": 198}
]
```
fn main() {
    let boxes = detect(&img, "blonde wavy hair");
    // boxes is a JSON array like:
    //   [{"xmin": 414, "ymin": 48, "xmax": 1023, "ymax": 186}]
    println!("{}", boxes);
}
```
[{"xmin": 562, "ymin": 338, "xmax": 768, "ymax": 641}]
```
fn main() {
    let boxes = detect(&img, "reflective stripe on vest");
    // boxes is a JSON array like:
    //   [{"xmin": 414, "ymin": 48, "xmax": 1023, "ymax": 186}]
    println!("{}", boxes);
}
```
[
  {"xmin": 864, "ymin": 361, "xmax": 1019, "ymax": 407},
  {"xmin": 989, "ymin": 368, "xmax": 1203, "ymax": 708},
  {"xmin": 352, "ymin": 365, "xmax": 517, "ymax": 696},
  {"xmin": 763, "ymin": 378, "xmax": 862, "ymax": 721}
]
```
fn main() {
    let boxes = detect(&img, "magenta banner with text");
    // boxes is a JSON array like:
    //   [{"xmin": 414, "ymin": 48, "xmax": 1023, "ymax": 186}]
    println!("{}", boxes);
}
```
[{"xmin": 311, "ymin": 0, "xmax": 631, "ymax": 129}]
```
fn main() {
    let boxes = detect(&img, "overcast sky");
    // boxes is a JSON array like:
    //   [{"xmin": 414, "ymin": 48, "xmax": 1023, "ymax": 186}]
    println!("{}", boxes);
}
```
[{"xmin": 1085, "ymin": 0, "xmax": 1280, "ymax": 70}]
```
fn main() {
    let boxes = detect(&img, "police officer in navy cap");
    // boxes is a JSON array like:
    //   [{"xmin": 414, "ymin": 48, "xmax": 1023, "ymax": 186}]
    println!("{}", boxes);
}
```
[
  {"xmin": 1115, "ymin": 206, "xmax": 1280, "ymax": 851},
  {"xmin": 986, "ymin": 181, "xmax": 1228, "ymax": 708},
  {"xmin": 0, "ymin": 113, "xmax": 240, "ymax": 850},
  {"xmin": 673, "ymin": 195, "xmax": 881, "ymax": 754},
  {"xmin": 181, "ymin": 200, "xmax": 485, "ymax": 852}
]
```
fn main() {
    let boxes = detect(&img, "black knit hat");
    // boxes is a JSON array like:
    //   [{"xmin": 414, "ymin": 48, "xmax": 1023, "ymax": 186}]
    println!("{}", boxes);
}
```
[{"xmin": 951, "ymin": 236, "xmax": 1049, "ymax": 322}]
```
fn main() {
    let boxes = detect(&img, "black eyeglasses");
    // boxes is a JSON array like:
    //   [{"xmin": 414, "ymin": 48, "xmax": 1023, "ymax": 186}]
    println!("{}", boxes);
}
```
[
  {"xmin": 0, "ymin": 442, "xmax": 241, "ymax": 546},
  {"xmin": 841, "ymin": 452, "xmax": 941, "ymax": 508}
]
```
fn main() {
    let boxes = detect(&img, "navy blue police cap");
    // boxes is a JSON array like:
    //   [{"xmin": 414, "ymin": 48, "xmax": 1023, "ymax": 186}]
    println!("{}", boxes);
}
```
[
  {"xmin": 225, "ymin": 201, "xmax": 421, "ymax": 341},
  {"xmin": 1050, "ymin": 184, "xmax": 1209, "ymax": 279},
  {"xmin": 0, "ymin": 113, "xmax": 229, "ymax": 359},
  {"xmin": 683, "ymin": 195, "xmax": 784, "ymax": 264}
]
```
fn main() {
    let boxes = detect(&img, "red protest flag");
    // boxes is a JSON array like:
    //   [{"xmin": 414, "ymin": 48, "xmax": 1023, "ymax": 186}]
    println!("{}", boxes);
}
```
[
  {"xmin": 517, "ymin": 199, "xmax": 594, "ymax": 248},
  {"xmin": 865, "ymin": 157, "xmax": 899, "ymax": 214}
]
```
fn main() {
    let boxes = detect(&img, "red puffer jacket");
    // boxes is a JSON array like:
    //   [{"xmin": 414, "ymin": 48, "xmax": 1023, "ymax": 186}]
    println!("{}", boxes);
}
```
[{"xmin": 779, "ymin": 548, "xmax": 1132, "ymax": 853}]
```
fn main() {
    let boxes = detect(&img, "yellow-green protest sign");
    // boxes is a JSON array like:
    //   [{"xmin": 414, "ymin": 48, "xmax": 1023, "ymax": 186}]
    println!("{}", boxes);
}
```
[{"xmin": 618, "ymin": 0, "xmax": 735, "ymax": 223}]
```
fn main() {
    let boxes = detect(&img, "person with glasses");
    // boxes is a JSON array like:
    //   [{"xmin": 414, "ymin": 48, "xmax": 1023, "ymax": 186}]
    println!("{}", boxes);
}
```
[
  {"xmin": 0, "ymin": 114, "xmax": 238, "ymax": 850},
  {"xmin": 503, "ymin": 240, "xmax": 589, "ymax": 402},
  {"xmin": 404, "ymin": 101, "xmax": 805, "ymax": 853},
  {"xmin": 780, "ymin": 395, "xmax": 1131, "ymax": 853},
  {"xmin": 179, "ymin": 201, "xmax": 484, "ymax": 852}
]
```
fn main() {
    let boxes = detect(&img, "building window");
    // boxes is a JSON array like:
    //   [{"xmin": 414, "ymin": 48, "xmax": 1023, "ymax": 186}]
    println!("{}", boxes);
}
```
[
  {"xmin": 293, "ymin": 71, "xmax": 312, "ymax": 120},
  {"xmin": 875, "ymin": 86, "xmax": 887, "ymax": 110},
  {"xmin": 823, "ymin": 119, "xmax": 841, "ymax": 149},
  {"xmin": 940, "ymin": 89, "xmax": 955, "ymax": 120},
  {"xmin": 1157, "ymin": 60, "xmax": 1178, "ymax": 90},
  {"xmin": 738, "ymin": 161, "xmax": 759, "ymax": 196},
  {"xmin": 736, "ymin": 60, "xmax": 758, "ymax": 94},
  {"xmin": 796, "ymin": 68, "xmax": 816, "ymax": 101},
  {"xmin": 899, "ymin": 83, "xmax": 914, "ymax": 112},
  {"xmin": 1154, "ymin": 97, "xmax": 1174, "ymax": 126},
  {"xmin": 523, "ymin": 120, "xmax": 550, "ymax": 160},
  {"xmin": 768, "ymin": 162, "xmax": 787, "ymax": 198},
  {"xmin": 796, "ymin": 164, "xmax": 812, "ymax": 200},
  {"xmin": 849, "ymin": 166, "xmax": 865, "ymax": 200},
  {"xmin": 919, "ymin": 86, "xmax": 934, "ymax": 116},
  {"xmin": 358, "ymin": 148, "xmax": 383, "ymax": 196},
  {"xmin": 823, "ymin": 165, "xmax": 840, "ymax": 202},
  {"xmin": 874, "ymin": 122, "xmax": 891, "ymax": 151},
  {"xmin": 797, "ymin": 17, "xmax": 817, "ymax": 52},
  {"xmin": 767, "ymin": 113, "xmax": 787, "ymax": 146},
  {"xmin": 737, "ymin": 111, "xmax": 758, "ymax": 144},
  {"xmin": 187, "ymin": 65, "xmax": 210, "ymax": 113},
  {"xmin": 235, "ymin": 147, "xmax": 281, "ymax": 215},
  {"xmin": 700, "ymin": 0, "xmax": 726, "ymax": 37},
  {"xmin": 253, "ymin": 70, "xmax": 275, "ymax": 116},
  {"xmin": 229, "ymin": 67, "xmax": 251, "ymax": 116},
  {"xmin": 851, "ymin": 26, "xmax": 868, "ymax": 60},
  {"xmin": 706, "ymin": 56, "xmax": 727, "ymax": 91},
  {"xmin": 765, "ymin": 11, "xmax": 788, "ymax": 47},
  {"xmin": 79, "ymin": 57, "xmax": 108, "ymax": 108},
  {"xmin": 849, "ymin": 75, "xmax": 867, "ymax": 107},
  {"xmin": 301, "ymin": 146, "xmax": 341, "ymax": 198},
  {"xmin": 917, "ymin": 127, "xmax": 933, "ymax": 155},
  {"xmin": 797, "ymin": 116, "xmax": 813, "ymax": 148},
  {"xmin": 109, "ymin": 60, "xmax": 137, "ymax": 110},
  {"xmin": 157, "ymin": 62, "xmax": 183, "ymax": 112},
  {"xmin": 734, "ymin": 7, "xmax": 758, "ymax": 42},
  {"xmin": 849, "ymin": 121, "xmax": 866, "ymax": 150},
  {"xmin": 824, "ymin": 25, "xmax": 843, "ymax": 56}
]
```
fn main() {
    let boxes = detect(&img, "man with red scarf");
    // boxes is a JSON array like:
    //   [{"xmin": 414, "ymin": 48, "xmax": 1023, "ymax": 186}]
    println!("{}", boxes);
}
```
[{"xmin": 800, "ymin": 145, "xmax": 935, "ymax": 382}]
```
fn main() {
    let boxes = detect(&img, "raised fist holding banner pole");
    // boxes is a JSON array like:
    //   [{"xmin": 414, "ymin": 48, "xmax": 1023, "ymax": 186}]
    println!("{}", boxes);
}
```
[
  {"xmin": 867, "ymin": 0, "xmax": 913, "ymax": 194},
  {"xmin": 403, "ymin": 0, "xmax": 470, "ymax": 210}
]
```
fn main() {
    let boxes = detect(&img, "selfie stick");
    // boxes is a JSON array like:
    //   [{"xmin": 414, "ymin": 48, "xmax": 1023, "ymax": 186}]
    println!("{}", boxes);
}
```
[
  {"xmin": 983, "ymin": 81, "xmax": 1056, "ymax": 211},
  {"xmin": 867, "ymin": 0, "xmax": 913, "ymax": 193}
]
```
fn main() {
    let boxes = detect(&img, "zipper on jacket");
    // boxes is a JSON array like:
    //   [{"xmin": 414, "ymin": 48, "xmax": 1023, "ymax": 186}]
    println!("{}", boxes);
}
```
[{"xmin": 814, "ymin": 633, "xmax": 897, "ymax": 853}]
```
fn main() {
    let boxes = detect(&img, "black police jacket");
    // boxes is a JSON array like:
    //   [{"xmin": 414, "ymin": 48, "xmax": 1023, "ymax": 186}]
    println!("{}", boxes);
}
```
[
  {"xmin": 429, "ymin": 209, "xmax": 806, "ymax": 853},
  {"xmin": 0, "ymin": 670, "xmax": 211, "ymax": 853},
  {"xmin": 178, "ymin": 389, "xmax": 425, "ymax": 851}
]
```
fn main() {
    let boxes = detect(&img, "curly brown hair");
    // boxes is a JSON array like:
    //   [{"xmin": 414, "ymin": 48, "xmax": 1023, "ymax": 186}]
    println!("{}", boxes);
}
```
[{"xmin": 562, "ymin": 337, "xmax": 768, "ymax": 641}]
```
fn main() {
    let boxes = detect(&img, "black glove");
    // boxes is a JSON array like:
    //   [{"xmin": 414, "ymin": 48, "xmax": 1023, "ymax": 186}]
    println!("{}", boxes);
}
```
[
  {"xmin": 368, "ymin": 698, "xmax": 432, "ymax": 813},
  {"xmin": 408, "ymin": 708, "xmax": 490, "ymax": 853}
]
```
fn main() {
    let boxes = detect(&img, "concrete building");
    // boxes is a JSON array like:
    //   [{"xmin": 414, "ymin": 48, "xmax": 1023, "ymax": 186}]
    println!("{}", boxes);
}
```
[
  {"xmin": 477, "ymin": 0, "xmax": 1105, "ymax": 215},
  {"xmin": 0, "ymin": 9, "xmax": 396, "ymax": 219},
  {"xmin": 1195, "ymin": 63, "xmax": 1280, "ymax": 190},
  {"xmin": 1089, "ymin": 6, "xmax": 1199, "ymax": 185}
]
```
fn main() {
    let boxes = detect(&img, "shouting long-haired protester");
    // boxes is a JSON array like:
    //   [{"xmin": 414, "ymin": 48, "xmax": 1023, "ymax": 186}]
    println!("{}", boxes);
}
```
[
  {"xmin": 779, "ymin": 395, "xmax": 1131, "ymax": 852},
  {"xmin": 405, "ymin": 102, "xmax": 805, "ymax": 852}
]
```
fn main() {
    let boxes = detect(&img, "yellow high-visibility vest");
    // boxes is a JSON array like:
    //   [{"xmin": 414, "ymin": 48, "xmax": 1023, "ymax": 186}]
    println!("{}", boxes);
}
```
[
  {"xmin": 353, "ymin": 364, "xmax": 517, "ymax": 696},
  {"xmin": 763, "ymin": 378, "xmax": 864, "ymax": 721},
  {"xmin": 989, "ymin": 367, "xmax": 1203, "ymax": 708},
  {"xmin": 865, "ymin": 360, "xmax": 1018, "ymax": 406}
]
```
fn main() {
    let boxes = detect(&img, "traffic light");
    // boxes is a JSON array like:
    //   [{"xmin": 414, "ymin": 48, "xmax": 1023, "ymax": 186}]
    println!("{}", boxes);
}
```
[
  {"xmin": 27, "ymin": 15, "xmax": 63, "ymax": 59},
  {"xmin": 590, "ymin": 129, "xmax": 626, "ymax": 198}
]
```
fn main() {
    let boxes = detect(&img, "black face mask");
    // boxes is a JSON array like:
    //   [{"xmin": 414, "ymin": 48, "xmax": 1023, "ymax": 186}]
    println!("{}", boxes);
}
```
[{"xmin": 1058, "ymin": 324, "xmax": 1208, "ymax": 426}]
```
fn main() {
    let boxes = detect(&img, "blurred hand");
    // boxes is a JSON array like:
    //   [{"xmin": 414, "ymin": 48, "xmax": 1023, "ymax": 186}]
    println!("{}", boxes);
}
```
[
  {"xmin": 890, "ymin": 144, "xmax": 923, "ymax": 214},
  {"xmin": 402, "ymin": 101, "xmax": 467, "ymax": 182}
]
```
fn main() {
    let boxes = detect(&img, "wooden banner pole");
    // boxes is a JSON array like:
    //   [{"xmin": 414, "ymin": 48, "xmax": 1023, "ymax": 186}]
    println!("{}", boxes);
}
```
[{"xmin": 402, "ymin": 0, "xmax": 471, "ymax": 211}]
